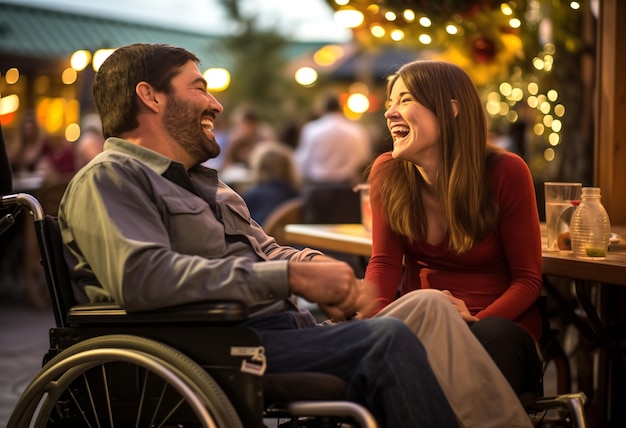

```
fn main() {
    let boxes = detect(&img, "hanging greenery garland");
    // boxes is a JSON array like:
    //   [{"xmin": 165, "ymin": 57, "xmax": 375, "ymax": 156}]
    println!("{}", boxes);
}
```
[{"xmin": 324, "ymin": 0, "xmax": 584, "ymax": 86}]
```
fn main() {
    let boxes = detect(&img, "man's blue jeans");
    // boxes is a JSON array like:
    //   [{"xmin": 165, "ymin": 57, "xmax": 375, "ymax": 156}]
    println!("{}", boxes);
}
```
[{"xmin": 244, "ymin": 310, "xmax": 459, "ymax": 428}]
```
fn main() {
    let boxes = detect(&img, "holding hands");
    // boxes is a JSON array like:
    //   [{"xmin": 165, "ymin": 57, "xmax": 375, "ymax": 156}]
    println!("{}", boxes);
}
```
[{"xmin": 288, "ymin": 260, "xmax": 378, "ymax": 322}]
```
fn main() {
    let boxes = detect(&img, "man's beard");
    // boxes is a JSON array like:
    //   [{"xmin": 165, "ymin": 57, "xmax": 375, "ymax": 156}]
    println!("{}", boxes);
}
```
[{"xmin": 163, "ymin": 94, "xmax": 220, "ymax": 164}]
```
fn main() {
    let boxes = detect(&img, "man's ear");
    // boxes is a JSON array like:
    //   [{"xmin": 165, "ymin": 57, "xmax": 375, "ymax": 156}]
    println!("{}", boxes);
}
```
[
  {"xmin": 451, "ymin": 99, "xmax": 459, "ymax": 118},
  {"xmin": 136, "ymin": 82, "xmax": 160, "ymax": 113}
]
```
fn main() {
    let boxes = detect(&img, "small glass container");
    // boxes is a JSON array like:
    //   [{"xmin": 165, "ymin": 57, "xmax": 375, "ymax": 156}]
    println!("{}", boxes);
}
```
[{"xmin": 569, "ymin": 187, "xmax": 611, "ymax": 259}]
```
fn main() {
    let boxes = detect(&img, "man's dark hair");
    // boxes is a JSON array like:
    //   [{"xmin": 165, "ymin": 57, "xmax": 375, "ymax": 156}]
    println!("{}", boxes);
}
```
[{"xmin": 93, "ymin": 43, "xmax": 199, "ymax": 138}]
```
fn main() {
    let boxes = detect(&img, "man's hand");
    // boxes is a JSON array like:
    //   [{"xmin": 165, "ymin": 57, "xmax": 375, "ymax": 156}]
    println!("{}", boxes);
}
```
[
  {"xmin": 441, "ymin": 290, "xmax": 479, "ymax": 323},
  {"xmin": 288, "ymin": 261, "xmax": 378, "ymax": 321}
]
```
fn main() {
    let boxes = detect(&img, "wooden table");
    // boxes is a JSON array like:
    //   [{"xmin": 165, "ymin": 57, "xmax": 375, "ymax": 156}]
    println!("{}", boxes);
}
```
[
  {"xmin": 285, "ymin": 224, "xmax": 373, "ymax": 257},
  {"xmin": 285, "ymin": 223, "xmax": 626, "ymax": 282},
  {"xmin": 284, "ymin": 223, "xmax": 626, "ymax": 428}
]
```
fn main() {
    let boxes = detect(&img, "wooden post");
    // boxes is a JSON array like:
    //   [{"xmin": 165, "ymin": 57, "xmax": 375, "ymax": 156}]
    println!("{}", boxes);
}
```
[{"xmin": 596, "ymin": 0, "xmax": 626, "ymax": 223}]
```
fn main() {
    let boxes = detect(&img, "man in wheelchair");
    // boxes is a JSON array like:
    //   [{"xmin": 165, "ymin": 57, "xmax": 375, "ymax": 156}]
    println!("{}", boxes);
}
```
[{"xmin": 54, "ymin": 43, "xmax": 530, "ymax": 427}]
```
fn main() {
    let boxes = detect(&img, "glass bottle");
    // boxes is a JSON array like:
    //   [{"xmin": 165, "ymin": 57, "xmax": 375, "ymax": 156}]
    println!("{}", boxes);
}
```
[{"xmin": 569, "ymin": 187, "xmax": 611, "ymax": 259}]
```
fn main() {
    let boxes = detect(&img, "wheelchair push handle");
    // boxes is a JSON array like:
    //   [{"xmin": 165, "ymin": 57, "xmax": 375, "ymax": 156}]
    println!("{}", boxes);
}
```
[{"xmin": 0, "ymin": 193, "xmax": 45, "ymax": 223}]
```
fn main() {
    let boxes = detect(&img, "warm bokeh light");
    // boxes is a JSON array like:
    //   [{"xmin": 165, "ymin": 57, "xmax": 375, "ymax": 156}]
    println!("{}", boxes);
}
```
[
  {"xmin": 547, "ymin": 89, "xmax": 558, "ymax": 101},
  {"xmin": 390, "ymin": 29, "xmax": 405, "ymax": 41},
  {"xmin": 294, "ymin": 67, "xmax": 318, "ymax": 86},
  {"xmin": 402, "ymin": 9, "xmax": 416, "ymax": 22},
  {"xmin": 65, "ymin": 123, "xmax": 81, "ymax": 142},
  {"xmin": 93, "ymin": 49, "xmax": 116, "ymax": 71},
  {"xmin": 62, "ymin": 68, "xmax": 78, "ymax": 85},
  {"xmin": 313, "ymin": 45, "xmax": 345, "ymax": 66},
  {"xmin": 554, "ymin": 104, "xmax": 565, "ymax": 117},
  {"xmin": 346, "ymin": 93, "xmax": 370, "ymax": 114},
  {"xmin": 334, "ymin": 9, "xmax": 364, "ymax": 28},
  {"xmin": 371, "ymin": 25, "xmax": 385, "ymax": 38},
  {"xmin": 548, "ymin": 132, "xmax": 560, "ymax": 146},
  {"xmin": 445, "ymin": 24, "xmax": 458, "ymax": 35},
  {"xmin": 509, "ymin": 18, "xmax": 522, "ymax": 28},
  {"xmin": 384, "ymin": 11, "xmax": 396, "ymax": 21},
  {"xmin": 203, "ymin": 68, "xmax": 230, "ymax": 91},
  {"xmin": 510, "ymin": 88, "xmax": 524, "ymax": 101},
  {"xmin": 499, "ymin": 82, "xmax": 512, "ymax": 96},
  {"xmin": 419, "ymin": 16, "xmax": 432, "ymax": 27},
  {"xmin": 0, "ymin": 94, "xmax": 20, "ymax": 116},
  {"xmin": 543, "ymin": 115, "xmax": 554, "ymax": 127},
  {"xmin": 5, "ymin": 68, "xmax": 19, "ymax": 85},
  {"xmin": 418, "ymin": 34, "xmax": 432, "ymax": 44},
  {"xmin": 70, "ymin": 50, "xmax": 91, "ymax": 71}
]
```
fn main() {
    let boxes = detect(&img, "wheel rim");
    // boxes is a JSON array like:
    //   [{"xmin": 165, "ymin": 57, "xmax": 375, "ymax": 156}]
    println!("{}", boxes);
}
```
[{"xmin": 8, "ymin": 335, "xmax": 244, "ymax": 428}]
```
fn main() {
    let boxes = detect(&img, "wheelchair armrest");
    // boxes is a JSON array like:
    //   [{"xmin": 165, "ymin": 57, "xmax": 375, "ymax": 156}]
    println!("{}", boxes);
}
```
[{"xmin": 67, "ymin": 300, "xmax": 249, "ymax": 326}]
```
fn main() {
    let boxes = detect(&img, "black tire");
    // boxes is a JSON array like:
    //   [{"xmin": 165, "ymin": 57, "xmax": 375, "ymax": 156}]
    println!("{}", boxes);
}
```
[{"xmin": 8, "ymin": 334, "xmax": 244, "ymax": 428}]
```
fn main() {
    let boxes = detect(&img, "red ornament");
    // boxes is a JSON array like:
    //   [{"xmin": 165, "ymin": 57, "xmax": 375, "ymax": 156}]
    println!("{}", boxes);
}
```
[{"xmin": 472, "ymin": 36, "xmax": 496, "ymax": 63}]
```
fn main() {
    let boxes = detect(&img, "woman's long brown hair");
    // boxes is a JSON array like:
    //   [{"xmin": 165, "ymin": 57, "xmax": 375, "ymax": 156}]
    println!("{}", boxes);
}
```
[{"xmin": 370, "ymin": 60, "xmax": 502, "ymax": 254}]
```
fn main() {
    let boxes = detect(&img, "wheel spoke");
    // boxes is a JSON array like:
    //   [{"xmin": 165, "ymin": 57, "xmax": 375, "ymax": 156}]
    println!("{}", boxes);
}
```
[
  {"xmin": 99, "ymin": 365, "xmax": 114, "ymax": 428},
  {"xmin": 67, "ymin": 382, "xmax": 96, "ymax": 428},
  {"xmin": 82, "ymin": 371, "xmax": 101, "ymax": 428},
  {"xmin": 135, "ymin": 369, "xmax": 149, "ymax": 428}
]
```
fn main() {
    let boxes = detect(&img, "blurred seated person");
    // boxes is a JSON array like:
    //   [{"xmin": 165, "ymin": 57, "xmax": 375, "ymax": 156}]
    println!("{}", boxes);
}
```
[
  {"xmin": 74, "ymin": 113, "xmax": 105, "ymax": 170},
  {"xmin": 221, "ymin": 106, "xmax": 276, "ymax": 170},
  {"xmin": 220, "ymin": 106, "xmax": 276, "ymax": 193},
  {"xmin": 241, "ymin": 141, "xmax": 301, "ymax": 225},
  {"xmin": 9, "ymin": 114, "xmax": 75, "ymax": 183},
  {"xmin": 9, "ymin": 113, "xmax": 54, "ymax": 178},
  {"xmin": 295, "ymin": 94, "xmax": 372, "ymax": 185}
]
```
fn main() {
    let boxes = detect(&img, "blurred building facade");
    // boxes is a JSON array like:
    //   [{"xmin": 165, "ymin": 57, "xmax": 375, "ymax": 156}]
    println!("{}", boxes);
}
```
[{"xmin": 0, "ymin": 2, "xmax": 233, "ymax": 143}]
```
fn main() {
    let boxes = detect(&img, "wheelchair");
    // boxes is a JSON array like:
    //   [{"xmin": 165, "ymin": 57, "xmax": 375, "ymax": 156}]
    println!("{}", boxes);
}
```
[{"xmin": 1, "ymin": 192, "xmax": 377, "ymax": 428}]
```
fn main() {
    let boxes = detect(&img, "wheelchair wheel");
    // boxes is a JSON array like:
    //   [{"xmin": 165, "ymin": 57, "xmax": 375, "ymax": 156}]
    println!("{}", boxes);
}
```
[{"xmin": 8, "ymin": 334, "xmax": 244, "ymax": 428}]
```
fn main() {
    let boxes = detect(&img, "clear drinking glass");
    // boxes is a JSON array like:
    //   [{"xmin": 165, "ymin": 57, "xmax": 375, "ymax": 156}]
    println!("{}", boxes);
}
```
[{"xmin": 544, "ymin": 182, "xmax": 582, "ymax": 251}]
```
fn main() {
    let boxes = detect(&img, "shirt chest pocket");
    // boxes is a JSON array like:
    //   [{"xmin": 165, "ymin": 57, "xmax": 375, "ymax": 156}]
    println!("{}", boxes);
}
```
[
  {"xmin": 161, "ymin": 196, "xmax": 226, "ymax": 256},
  {"xmin": 222, "ymin": 203, "xmax": 252, "ymax": 236}
]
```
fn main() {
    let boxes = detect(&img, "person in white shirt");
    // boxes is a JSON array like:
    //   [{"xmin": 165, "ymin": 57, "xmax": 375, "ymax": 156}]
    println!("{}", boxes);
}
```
[{"xmin": 295, "ymin": 95, "xmax": 371, "ymax": 185}]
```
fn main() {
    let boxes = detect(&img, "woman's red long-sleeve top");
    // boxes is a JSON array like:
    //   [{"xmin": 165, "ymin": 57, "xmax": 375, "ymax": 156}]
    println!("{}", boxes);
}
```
[{"xmin": 365, "ymin": 151, "xmax": 543, "ymax": 343}]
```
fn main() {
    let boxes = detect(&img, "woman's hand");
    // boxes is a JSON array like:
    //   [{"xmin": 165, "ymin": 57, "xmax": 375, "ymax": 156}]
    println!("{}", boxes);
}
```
[{"xmin": 441, "ymin": 290, "xmax": 479, "ymax": 323}]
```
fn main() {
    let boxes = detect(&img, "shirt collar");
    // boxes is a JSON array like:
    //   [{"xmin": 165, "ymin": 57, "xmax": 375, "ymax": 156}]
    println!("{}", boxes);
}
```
[
  {"xmin": 103, "ymin": 137, "xmax": 220, "ymax": 198},
  {"xmin": 104, "ymin": 137, "xmax": 173, "ymax": 175}
]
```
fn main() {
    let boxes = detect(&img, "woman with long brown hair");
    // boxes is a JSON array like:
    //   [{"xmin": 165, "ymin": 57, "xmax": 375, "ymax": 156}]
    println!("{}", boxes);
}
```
[{"xmin": 366, "ymin": 60, "xmax": 543, "ymax": 400}]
